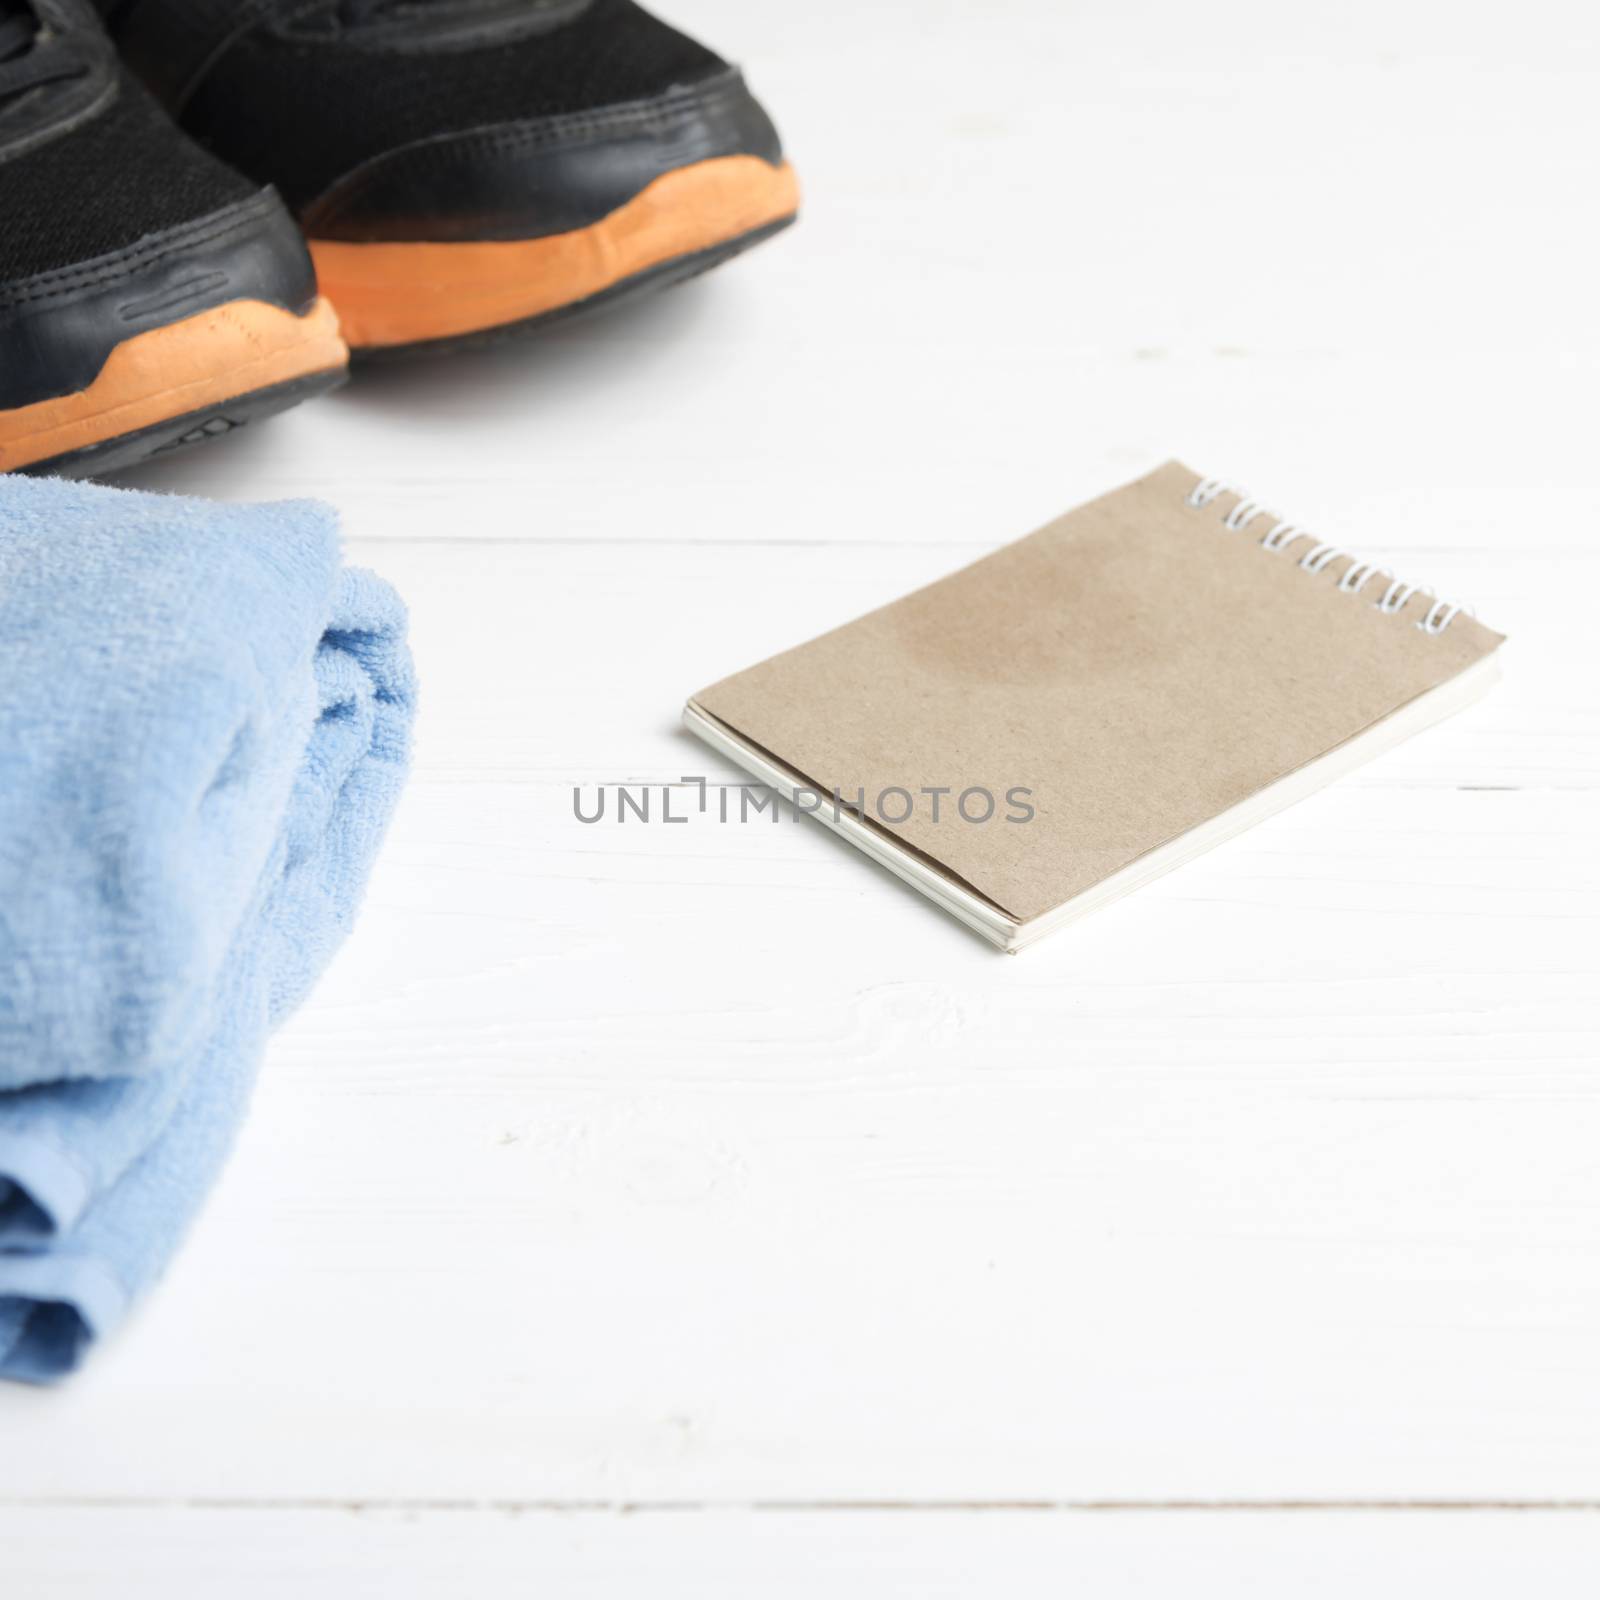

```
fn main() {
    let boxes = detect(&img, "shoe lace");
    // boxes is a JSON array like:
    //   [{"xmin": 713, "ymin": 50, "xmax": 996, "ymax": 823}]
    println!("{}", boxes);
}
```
[{"xmin": 0, "ymin": 1, "xmax": 88, "ymax": 104}]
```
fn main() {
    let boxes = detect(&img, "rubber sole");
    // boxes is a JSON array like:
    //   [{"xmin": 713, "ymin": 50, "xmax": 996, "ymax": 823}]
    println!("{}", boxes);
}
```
[
  {"xmin": 354, "ymin": 214, "xmax": 796, "ymax": 363},
  {"xmin": 310, "ymin": 155, "xmax": 799, "ymax": 353},
  {"xmin": 0, "ymin": 298, "xmax": 348, "ymax": 477},
  {"xmin": 17, "ymin": 368, "xmax": 349, "ymax": 479}
]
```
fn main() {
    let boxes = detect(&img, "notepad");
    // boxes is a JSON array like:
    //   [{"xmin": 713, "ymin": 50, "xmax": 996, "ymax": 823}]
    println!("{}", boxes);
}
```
[{"xmin": 685, "ymin": 461, "xmax": 1505, "ymax": 951}]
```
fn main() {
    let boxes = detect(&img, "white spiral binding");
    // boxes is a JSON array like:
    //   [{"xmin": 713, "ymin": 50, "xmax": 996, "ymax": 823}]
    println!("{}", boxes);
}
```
[{"xmin": 1185, "ymin": 477, "xmax": 1467, "ymax": 635}]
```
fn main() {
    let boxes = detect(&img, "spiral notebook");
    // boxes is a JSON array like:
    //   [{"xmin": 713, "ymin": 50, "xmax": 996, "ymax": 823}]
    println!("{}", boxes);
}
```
[{"xmin": 684, "ymin": 461, "xmax": 1505, "ymax": 951}]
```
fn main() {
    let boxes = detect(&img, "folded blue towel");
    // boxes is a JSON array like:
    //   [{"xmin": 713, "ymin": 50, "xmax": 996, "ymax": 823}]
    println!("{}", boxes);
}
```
[{"xmin": 0, "ymin": 476, "xmax": 415, "ymax": 1382}]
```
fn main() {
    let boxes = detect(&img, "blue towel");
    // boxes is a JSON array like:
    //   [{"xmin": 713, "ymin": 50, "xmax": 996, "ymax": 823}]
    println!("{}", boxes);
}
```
[{"xmin": 0, "ymin": 476, "xmax": 415, "ymax": 1383}]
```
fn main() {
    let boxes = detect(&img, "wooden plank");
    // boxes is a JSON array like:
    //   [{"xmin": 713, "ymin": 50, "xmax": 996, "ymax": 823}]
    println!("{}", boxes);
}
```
[{"xmin": 4, "ymin": 1508, "xmax": 1600, "ymax": 1598}]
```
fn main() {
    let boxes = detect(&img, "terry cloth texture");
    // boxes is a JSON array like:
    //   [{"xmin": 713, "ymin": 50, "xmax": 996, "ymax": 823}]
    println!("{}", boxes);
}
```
[{"xmin": 0, "ymin": 475, "xmax": 415, "ymax": 1383}]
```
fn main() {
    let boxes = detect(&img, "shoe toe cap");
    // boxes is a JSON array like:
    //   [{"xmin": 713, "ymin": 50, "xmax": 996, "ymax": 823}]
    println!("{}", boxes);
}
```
[{"xmin": 0, "ymin": 190, "xmax": 322, "ymax": 411}]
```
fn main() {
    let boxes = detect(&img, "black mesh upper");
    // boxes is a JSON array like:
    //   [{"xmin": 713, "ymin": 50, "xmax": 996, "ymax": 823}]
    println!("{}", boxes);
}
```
[
  {"xmin": 180, "ymin": 0, "xmax": 727, "ymax": 212},
  {"xmin": 0, "ymin": 72, "xmax": 257, "ymax": 284}
]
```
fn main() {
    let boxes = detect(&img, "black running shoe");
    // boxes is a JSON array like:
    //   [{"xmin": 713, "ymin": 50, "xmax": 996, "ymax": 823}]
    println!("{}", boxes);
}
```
[
  {"xmin": 101, "ymin": 0, "xmax": 798, "ymax": 357},
  {"xmin": 0, "ymin": 0, "xmax": 347, "ymax": 476}
]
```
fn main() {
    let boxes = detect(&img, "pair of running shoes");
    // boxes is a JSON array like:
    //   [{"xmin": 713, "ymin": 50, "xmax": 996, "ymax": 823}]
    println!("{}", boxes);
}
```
[{"xmin": 0, "ymin": 0, "xmax": 798, "ymax": 476}]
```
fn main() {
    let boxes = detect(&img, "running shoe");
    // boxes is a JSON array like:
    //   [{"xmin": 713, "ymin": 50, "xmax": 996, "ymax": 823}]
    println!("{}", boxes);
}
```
[{"xmin": 0, "ymin": 0, "xmax": 346, "ymax": 476}]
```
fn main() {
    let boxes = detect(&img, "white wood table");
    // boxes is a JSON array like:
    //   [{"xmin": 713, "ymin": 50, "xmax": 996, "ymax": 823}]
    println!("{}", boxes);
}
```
[{"xmin": 4, "ymin": 1, "xmax": 1598, "ymax": 1591}]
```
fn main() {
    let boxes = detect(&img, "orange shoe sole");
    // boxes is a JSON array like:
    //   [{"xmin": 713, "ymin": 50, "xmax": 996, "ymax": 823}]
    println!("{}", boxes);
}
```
[
  {"xmin": 0, "ymin": 298, "xmax": 349, "ymax": 477},
  {"xmin": 309, "ymin": 155, "xmax": 800, "ymax": 353}
]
